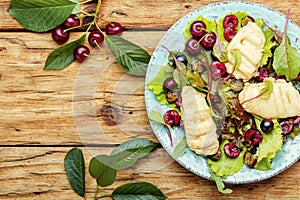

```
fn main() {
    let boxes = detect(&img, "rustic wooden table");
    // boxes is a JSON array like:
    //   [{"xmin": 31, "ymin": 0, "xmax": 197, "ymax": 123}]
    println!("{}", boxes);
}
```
[{"xmin": 1, "ymin": 0, "xmax": 300, "ymax": 199}]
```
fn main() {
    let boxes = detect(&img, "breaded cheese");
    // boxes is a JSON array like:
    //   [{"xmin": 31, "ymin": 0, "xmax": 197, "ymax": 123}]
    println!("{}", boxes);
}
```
[
  {"xmin": 225, "ymin": 22, "xmax": 266, "ymax": 81},
  {"xmin": 181, "ymin": 86, "xmax": 219, "ymax": 155},
  {"xmin": 238, "ymin": 78, "xmax": 300, "ymax": 118}
]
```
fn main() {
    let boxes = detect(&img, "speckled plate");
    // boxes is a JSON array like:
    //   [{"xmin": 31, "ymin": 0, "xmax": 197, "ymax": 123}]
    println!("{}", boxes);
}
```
[{"xmin": 145, "ymin": 1, "xmax": 300, "ymax": 184}]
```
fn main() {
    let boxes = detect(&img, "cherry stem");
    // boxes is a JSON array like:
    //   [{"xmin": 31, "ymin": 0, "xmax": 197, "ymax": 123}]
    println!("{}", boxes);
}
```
[
  {"xmin": 64, "ymin": 23, "xmax": 92, "ymax": 33},
  {"xmin": 95, "ymin": 22, "xmax": 106, "ymax": 36}
]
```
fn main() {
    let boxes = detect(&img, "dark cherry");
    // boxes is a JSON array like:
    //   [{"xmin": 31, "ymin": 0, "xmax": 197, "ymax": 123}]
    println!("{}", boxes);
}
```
[
  {"xmin": 224, "ymin": 28, "xmax": 238, "ymax": 42},
  {"xmin": 260, "ymin": 119, "xmax": 274, "ymax": 133},
  {"xmin": 200, "ymin": 32, "xmax": 216, "ymax": 50},
  {"xmin": 73, "ymin": 45, "xmax": 90, "ymax": 63},
  {"xmin": 163, "ymin": 77, "xmax": 178, "ymax": 90},
  {"xmin": 105, "ymin": 22, "xmax": 123, "ymax": 35},
  {"xmin": 190, "ymin": 20, "xmax": 207, "ymax": 38},
  {"xmin": 185, "ymin": 38, "xmax": 202, "ymax": 56},
  {"xmin": 173, "ymin": 54, "xmax": 188, "ymax": 67},
  {"xmin": 280, "ymin": 120, "xmax": 294, "ymax": 135},
  {"xmin": 224, "ymin": 143, "xmax": 240, "ymax": 158},
  {"xmin": 244, "ymin": 129, "xmax": 263, "ymax": 146},
  {"xmin": 163, "ymin": 110, "xmax": 181, "ymax": 127},
  {"xmin": 256, "ymin": 67, "xmax": 269, "ymax": 81},
  {"xmin": 88, "ymin": 30, "xmax": 105, "ymax": 47},
  {"xmin": 223, "ymin": 15, "xmax": 239, "ymax": 29},
  {"xmin": 52, "ymin": 26, "xmax": 70, "ymax": 45},
  {"xmin": 210, "ymin": 61, "xmax": 226, "ymax": 80},
  {"xmin": 63, "ymin": 14, "xmax": 80, "ymax": 29}
]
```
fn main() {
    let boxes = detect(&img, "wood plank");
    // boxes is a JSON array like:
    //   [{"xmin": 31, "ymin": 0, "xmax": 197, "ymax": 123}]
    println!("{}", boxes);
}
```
[
  {"xmin": 0, "ymin": 31, "xmax": 164, "ymax": 145},
  {"xmin": 1, "ymin": 0, "xmax": 299, "ymax": 31},
  {"xmin": 1, "ymin": 147, "xmax": 300, "ymax": 199}
]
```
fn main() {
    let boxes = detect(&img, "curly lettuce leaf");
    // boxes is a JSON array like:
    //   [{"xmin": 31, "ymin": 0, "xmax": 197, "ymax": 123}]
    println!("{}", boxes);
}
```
[
  {"xmin": 261, "ymin": 27, "xmax": 278, "ymax": 66},
  {"xmin": 147, "ymin": 66, "xmax": 173, "ymax": 106},
  {"xmin": 254, "ymin": 117, "xmax": 283, "ymax": 170},
  {"xmin": 208, "ymin": 141, "xmax": 246, "ymax": 178}
]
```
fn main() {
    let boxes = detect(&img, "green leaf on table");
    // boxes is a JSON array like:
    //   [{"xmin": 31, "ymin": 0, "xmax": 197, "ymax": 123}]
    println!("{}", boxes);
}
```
[
  {"xmin": 208, "ymin": 141, "xmax": 246, "ymax": 178},
  {"xmin": 89, "ymin": 155, "xmax": 117, "ymax": 187},
  {"xmin": 112, "ymin": 182, "xmax": 167, "ymax": 200},
  {"xmin": 112, "ymin": 138, "xmax": 159, "ymax": 155},
  {"xmin": 69, "ymin": 0, "xmax": 81, "ymax": 14},
  {"xmin": 149, "ymin": 111, "xmax": 165, "ymax": 125},
  {"xmin": 64, "ymin": 148, "xmax": 85, "ymax": 197},
  {"xmin": 105, "ymin": 35, "xmax": 151, "ymax": 76},
  {"xmin": 254, "ymin": 117, "xmax": 283, "ymax": 170},
  {"xmin": 172, "ymin": 137, "xmax": 187, "ymax": 159},
  {"xmin": 44, "ymin": 34, "xmax": 86, "ymax": 70},
  {"xmin": 8, "ymin": 0, "xmax": 77, "ymax": 32}
]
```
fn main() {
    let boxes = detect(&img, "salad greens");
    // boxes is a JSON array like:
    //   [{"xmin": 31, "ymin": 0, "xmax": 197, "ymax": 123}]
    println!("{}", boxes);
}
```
[{"xmin": 148, "ymin": 9, "xmax": 300, "ymax": 193}]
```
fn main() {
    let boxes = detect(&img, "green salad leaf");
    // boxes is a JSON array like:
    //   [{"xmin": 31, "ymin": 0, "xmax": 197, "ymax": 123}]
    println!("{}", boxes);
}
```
[
  {"xmin": 172, "ymin": 137, "xmax": 187, "ymax": 159},
  {"xmin": 261, "ymin": 25, "xmax": 278, "ymax": 66},
  {"xmin": 208, "ymin": 141, "xmax": 246, "ymax": 178},
  {"xmin": 254, "ymin": 117, "xmax": 283, "ymax": 170},
  {"xmin": 8, "ymin": 0, "xmax": 77, "ymax": 32},
  {"xmin": 148, "ymin": 66, "xmax": 175, "ymax": 106},
  {"xmin": 210, "ymin": 170, "xmax": 233, "ymax": 194},
  {"xmin": 260, "ymin": 79, "xmax": 274, "ymax": 99}
]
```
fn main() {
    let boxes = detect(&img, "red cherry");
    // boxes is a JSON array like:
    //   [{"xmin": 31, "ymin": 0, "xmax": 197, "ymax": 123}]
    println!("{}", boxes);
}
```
[
  {"xmin": 52, "ymin": 26, "xmax": 70, "ymax": 45},
  {"xmin": 223, "ymin": 15, "xmax": 239, "ymax": 29},
  {"xmin": 88, "ymin": 30, "xmax": 105, "ymax": 47},
  {"xmin": 63, "ymin": 14, "xmax": 80, "ymax": 29},
  {"xmin": 200, "ymin": 32, "xmax": 216, "ymax": 50},
  {"xmin": 163, "ymin": 110, "xmax": 181, "ymax": 127},
  {"xmin": 224, "ymin": 28, "xmax": 238, "ymax": 42},
  {"xmin": 224, "ymin": 143, "xmax": 240, "ymax": 158},
  {"xmin": 105, "ymin": 22, "xmax": 123, "ymax": 35},
  {"xmin": 74, "ymin": 45, "xmax": 90, "ymax": 63}
]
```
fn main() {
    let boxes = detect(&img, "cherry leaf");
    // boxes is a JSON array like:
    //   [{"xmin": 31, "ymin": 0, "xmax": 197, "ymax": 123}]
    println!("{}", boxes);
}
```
[
  {"xmin": 8, "ymin": 0, "xmax": 77, "ymax": 32},
  {"xmin": 44, "ymin": 34, "xmax": 86, "ymax": 70}
]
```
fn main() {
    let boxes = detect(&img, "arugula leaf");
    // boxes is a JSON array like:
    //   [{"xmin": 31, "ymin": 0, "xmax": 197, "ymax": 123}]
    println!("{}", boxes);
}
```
[
  {"xmin": 8, "ymin": 0, "xmax": 77, "ymax": 32},
  {"xmin": 112, "ymin": 182, "xmax": 167, "ymax": 200},
  {"xmin": 105, "ymin": 35, "xmax": 151, "ymax": 76},
  {"xmin": 89, "ymin": 155, "xmax": 117, "ymax": 187},
  {"xmin": 260, "ymin": 79, "xmax": 273, "ymax": 99},
  {"xmin": 208, "ymin": 141, "xmax": 246, "ymax": 178},
  {"xmin": 254, "ymin": 117, "xmax": 283, "ymax": 170},
  {"xmin": 44, "ymin": 34, "xmax": 86, "ymax": 70},
  {"xmin": 273, "ymin": 11, "xmax": 300, "ymax": 81},
  {"xmin": 64, "ymin": 148, "xmax": 85, "ymax": 197},
  {"xmin": 172, "ymin": 137, "xmax": 187, "ymax": 159}
]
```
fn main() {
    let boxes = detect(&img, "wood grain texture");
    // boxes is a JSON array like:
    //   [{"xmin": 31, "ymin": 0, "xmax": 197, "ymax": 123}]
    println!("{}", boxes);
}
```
[
  {"xmin": 1, "ymin": 0, "xmax": 300, "ymax": 31},
  {"xmin": 1, "ymin": 147, "xmax": 300, "ymax": 200},
  {"xmin": 0, "ymin": 31, "xmax": 162, "ymax": 145}
]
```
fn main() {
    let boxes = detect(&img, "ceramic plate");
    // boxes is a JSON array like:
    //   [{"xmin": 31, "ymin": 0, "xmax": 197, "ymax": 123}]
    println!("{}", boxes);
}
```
[{"xmin": 144, "ymin": 1, "xmax": 300, "ymax": 184}]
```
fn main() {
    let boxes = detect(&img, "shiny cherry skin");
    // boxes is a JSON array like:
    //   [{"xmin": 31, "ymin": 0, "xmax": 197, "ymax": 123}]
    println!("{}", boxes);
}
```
[
  {"xmin": 295, "ymin": 72, "xmax": 300, "ymax": 81},
  {"xmin": 210, "ymin": 61, "xmax": 226, "ymax": 80},
  {"xmin": 63, "ymin": 14, "xmax": 80, "ymax": 29},
  {"xmin": 52, "ymin": 26, "xmax": 70, "ymax": 45},
  {"xmin": 260, "ymin": 119, "xmax": 274, "ymax": 133},
  {"xmin": 185, "ymin": 38, "xmax": 202, "ymax": 56},
  {"xmin": 74, "ymin": 45, "xmax": 90, "ymax": 63},
  {"xmin": 244, "ymin": 129, "xmax": 263, "ymax": 146},
  {"xmin": 88, "ymin": 30, "xmax": 105, "ymax": 47},
  {"xmin": 190, "ymin": 20, "xmax": 207, "ymax": 38},
  {"xmin": 163, "ymin": 77, "xmax": 178, "ymax": 90},
  {"xmin": 173, "ymin": 54, "xmax": 188, "ymax": 67},
  {"xmin": 105, "ymin": 22, "xmax": 123, "ymax": 35},
  {"xmin": 224, "ymin": 143, "xmax": 240, "ymax": 158},
  {"xmin": 223, "ymin": 15, "xmax": 239, "ymax": 29},
  {"xmin": 200, "ymin": 32, "xmax": 216, "ymax": 50},
  {"xmin": 163, "ymin": 110, "xmax": 181, "ymax": 127},
  {"xmin": 224, "ymin": 28, "xmax": 238, "ymax": 42}
]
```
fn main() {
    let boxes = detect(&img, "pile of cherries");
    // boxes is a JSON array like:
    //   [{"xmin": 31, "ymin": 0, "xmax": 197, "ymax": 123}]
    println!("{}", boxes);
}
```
[{"xmin": 51, "ymin": 14, "xmax": 123, "ymax": 63}]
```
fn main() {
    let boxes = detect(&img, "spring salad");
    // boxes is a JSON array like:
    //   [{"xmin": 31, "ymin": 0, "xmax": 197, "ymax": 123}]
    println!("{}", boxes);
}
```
[{"xmin": 148, "ymin": 11, "xmax": 300, "ymax": 179}]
